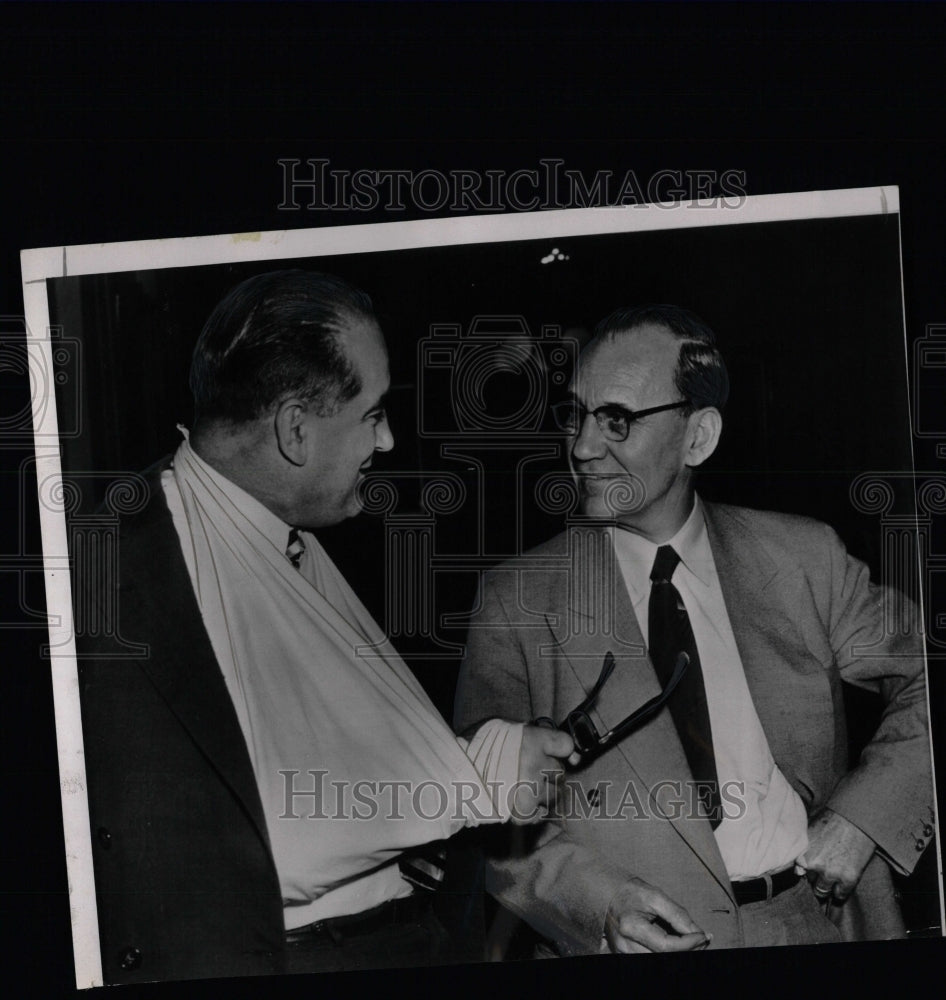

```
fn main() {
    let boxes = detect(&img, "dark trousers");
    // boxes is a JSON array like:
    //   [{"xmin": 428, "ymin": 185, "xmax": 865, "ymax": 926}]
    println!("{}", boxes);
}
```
[
  {"xmin": 285, "ymin": 896, "xmax": 453, "ymax": 975},
  {"xmin": 739, "ymin": 878, "xmax": 844, "ymax": 947}
]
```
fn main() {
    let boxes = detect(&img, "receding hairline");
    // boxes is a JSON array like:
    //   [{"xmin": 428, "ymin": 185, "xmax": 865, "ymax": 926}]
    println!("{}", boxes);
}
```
[
  {"xmin": 330, "ymin": 308, "xmax": 383, "ymax": 343},
  {"xmin": 581, "ymin": 319, "xmax": 686, "ymax": 369},
  {"xmin": 331, "ymin": 309, "xmax": 387, "ymax": 371},
  {"xmin": 329, "ymin": 311, "xmax": 390, "ymax": 407}
]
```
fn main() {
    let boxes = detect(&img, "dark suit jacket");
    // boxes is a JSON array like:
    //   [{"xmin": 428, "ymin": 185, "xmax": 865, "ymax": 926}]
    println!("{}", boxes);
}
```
[
  {"xmin": 454, "ymin": 502, "xmax": 935, "ymax": 953},
  {"xmin": 77, "ymin": 463, "xmax": 286, "ymax": 984}
]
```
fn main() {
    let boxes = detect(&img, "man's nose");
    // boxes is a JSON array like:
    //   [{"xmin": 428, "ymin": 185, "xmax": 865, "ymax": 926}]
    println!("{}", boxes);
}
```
[
  {"xmin": 570, "ymin": 414, "xmax": 607, "ymax": 462},
  {"xmin": 375, "ymin": 415, "xmax": 394, "ymax": 452}
]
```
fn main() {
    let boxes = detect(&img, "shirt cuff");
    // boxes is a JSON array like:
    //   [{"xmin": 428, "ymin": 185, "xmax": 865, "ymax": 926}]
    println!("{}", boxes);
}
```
[{"xmin": 459, "ymin": 718, "xmax": 524, "ymax": 823}]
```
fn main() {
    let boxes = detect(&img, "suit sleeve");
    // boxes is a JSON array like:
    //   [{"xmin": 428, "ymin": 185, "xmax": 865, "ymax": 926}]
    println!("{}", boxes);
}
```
[
  {"xmin": 454, "ymin": 571, "xmax": 634, "ymax": 954},
  {"xmin": 818, "ymin": 524, "xmax": 935, "ymax": 874}
]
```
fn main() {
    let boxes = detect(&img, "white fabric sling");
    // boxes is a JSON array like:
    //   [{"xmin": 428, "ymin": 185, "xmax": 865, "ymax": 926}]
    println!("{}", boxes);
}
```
[{"xmin": 166, "ymin": 436, "xmax": 522, "ymax": 923}]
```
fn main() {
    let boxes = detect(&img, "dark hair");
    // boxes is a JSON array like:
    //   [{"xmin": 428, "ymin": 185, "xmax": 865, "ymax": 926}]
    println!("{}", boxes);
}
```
[
  {"xmin": 189, "ymin": 270, "xmax": 376, "ymax": 427},
  {"xmin": 592, "ymin": 304, "xmax": 729, "ymax": 412}
]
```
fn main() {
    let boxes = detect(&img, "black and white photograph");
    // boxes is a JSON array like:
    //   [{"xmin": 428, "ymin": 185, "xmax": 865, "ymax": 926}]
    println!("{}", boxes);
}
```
[
  {"xmin": 21, "ymin": 190, "xmax": 944, "ymax": 985},
  {"xmin": 2, "ymin": 4, "xmax": 944, "ymax": 998}
]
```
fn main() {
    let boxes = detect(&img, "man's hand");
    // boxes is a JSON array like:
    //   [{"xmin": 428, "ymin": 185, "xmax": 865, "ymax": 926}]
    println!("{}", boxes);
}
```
[
  {"xmin": 794, "ymin": 807, "xmax": 876, "ymax": 903},
  {"xmin": 510, "ymin": 725, "xmax": 576, "ymax": 823},
  {"xmin": 604, "ymin": 877, "xmax": 711, "ymax": 954}
]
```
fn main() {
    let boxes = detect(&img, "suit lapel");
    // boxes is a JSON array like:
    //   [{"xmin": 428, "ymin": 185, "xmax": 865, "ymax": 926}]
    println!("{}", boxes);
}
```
[
  {"xmin": 544, "ymin": 522, "xmax": 733, "ymax": 900},
  {"xmin": 702, "ymin": 502, "xmax": 831, "ymax": 806},
  {"xmin": 120, "ymin": 468, "xmax": 277, "ymax": 859}
]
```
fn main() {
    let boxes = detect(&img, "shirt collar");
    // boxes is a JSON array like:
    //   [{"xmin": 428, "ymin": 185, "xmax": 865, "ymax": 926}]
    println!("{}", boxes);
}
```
[
  {"xmin": 612, "ymin": 496, "xmax": 714, "ymax": 604},
  {"xmin": 674, "ymin": 495, "xmax": 714, "ymax": 588},
  {"xmin": 178, "ymin": 441, "xmax": 295, "ymax": 555}
]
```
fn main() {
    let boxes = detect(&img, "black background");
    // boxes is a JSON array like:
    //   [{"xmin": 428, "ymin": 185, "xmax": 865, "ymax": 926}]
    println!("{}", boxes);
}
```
[
  {"xmin": 46, "ymin": 214, "xmax": 916, "ymax": 711},
  {"xmin": 2, "ymin": 2, "xmax": 945, "ymax": 997}
]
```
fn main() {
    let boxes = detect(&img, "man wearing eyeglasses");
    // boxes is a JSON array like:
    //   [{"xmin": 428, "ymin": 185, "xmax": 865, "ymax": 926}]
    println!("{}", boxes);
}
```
[{"xmin": 455, "ymin": 304, "xmax": 933, "ymax": 955}]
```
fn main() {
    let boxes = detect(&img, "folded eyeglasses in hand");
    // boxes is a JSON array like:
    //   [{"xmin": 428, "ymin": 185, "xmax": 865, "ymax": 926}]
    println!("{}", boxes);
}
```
[{"xmin": 534, "ymin": 650, "xmax": 689, "ymax": 766}]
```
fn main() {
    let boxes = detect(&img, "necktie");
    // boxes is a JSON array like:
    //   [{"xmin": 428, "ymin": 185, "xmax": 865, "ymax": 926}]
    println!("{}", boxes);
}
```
[
  {"xmin": 286, "ymin": 528, "xmax": 305, "ymax": 569},
  {"xmin": 648, "ymin": 545, "xmax": 722, "ymax": 828}
]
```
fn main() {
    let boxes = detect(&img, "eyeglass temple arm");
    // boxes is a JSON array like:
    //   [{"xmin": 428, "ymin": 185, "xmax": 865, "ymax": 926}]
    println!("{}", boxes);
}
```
[
  {"xmin": 596, "ymin": 651, "xmax": 689, "ymax": 749},
  {"xmin": 573, "ymin": 651, "xmax": 616, "ymax": 716},
  {"xmin": 531, "ymin": 651, "xmax": 616, "ymax": 731}
]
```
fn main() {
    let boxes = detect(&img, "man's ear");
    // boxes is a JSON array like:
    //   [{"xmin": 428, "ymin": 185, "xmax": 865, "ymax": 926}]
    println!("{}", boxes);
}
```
[
  {"xmin": 274, "ymin": 398, "xmax": 309, "ymax": 467},
  {"xmin": 685, "ymin": 407, "xmax": 722, "ymax": 468}
]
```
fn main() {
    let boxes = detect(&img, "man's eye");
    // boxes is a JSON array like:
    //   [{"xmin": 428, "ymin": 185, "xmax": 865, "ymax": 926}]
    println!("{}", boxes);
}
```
[
  {"xmin": 366, "ymin": 408, "xmax": 386, "ymax": 425},
  {"xmin": 601, "ymin": 410, "xmax": 628, "ymax": 435}
]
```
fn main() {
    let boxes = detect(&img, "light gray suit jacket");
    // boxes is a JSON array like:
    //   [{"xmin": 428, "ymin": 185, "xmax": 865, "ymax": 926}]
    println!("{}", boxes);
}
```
[{"xmin": 454, "ymin": 502, "xmax": 934, "ymax": 953}]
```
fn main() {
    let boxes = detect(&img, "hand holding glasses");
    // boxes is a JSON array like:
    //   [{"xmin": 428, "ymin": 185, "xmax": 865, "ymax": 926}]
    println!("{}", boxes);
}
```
[{"xmin": 535, "ymin": 650, "xmax": 689, "ymax": 766}]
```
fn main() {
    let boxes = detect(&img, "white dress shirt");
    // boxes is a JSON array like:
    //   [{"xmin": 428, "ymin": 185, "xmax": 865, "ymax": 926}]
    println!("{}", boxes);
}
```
[{"xmin": 612, "ymin": 497, "xmax": 808, "ymax": 880}]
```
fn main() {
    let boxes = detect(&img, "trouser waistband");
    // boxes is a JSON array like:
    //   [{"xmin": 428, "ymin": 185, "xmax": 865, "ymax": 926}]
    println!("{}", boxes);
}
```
[
  {"xmin": 732, "ymin": 867, "xmax": 802, "ymax": 905},
  {"xmin": 285, "ymin": 893, "xmax": 431, "ymax": 945}
]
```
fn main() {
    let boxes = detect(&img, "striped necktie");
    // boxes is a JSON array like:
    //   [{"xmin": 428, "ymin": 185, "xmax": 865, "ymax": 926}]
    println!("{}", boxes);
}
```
[{"xmin": 286, "ymin": 528, "xmax": 305, "ymax": 569}]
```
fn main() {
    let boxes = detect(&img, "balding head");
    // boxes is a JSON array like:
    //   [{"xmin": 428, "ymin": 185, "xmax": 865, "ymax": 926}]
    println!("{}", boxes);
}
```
[{"xmin": 588, "ymin": 304, "xmax": 729, "ymax": 415}]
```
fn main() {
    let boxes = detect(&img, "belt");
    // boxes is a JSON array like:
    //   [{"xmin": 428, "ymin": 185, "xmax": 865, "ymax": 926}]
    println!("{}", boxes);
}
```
[
  {"xmin": 731, "ymin": 867, "xmax": 801, "ymax": 905},
  {"xmin": 285, "ymin": 892, "xmax": 432, "ymax": 946}
]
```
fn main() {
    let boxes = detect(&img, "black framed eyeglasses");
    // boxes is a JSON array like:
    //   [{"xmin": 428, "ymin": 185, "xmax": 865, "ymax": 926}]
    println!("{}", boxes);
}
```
[
  {"xmin": 536, "ymin": 650, "xmax": 689, "ymax": 766},
  {"xmin": 550, "ymin": 400, "xmax": 689, "ymax": 442}
]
